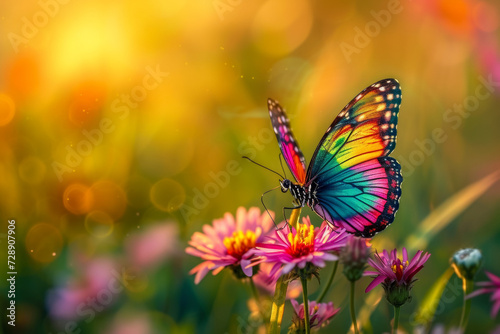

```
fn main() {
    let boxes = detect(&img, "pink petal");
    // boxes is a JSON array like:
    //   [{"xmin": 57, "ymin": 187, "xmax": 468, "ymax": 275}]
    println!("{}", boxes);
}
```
[
  {"xmin": 241, "ymin": 259, "xmax": 253, "ymax": 277},
  {"xmin": 492, "ymin": 300, "xmax": 500, "ymax": 318},
  {"xmin": 365, "ymin": 275, "xmax": 385, "ymax": 293},
  {"xmin": 486, "ymin": 272, "xmax": 500, "ymax": 285}
]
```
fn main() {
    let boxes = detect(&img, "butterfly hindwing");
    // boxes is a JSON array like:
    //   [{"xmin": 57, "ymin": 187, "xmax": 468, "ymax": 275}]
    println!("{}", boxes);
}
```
[
  {"xmin": 312, "ymin": 156, "xmax": 402, "ymax": 237},
  {"xmin": 268, "ymin": 98, "xmax": 307, "ymax": 184},
  {"xmin": 306, "ymin": 78, "xmax": 403, "ymax": 236}
]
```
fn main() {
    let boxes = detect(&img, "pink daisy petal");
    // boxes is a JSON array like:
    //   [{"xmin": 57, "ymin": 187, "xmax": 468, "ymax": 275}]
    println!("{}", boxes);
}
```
[{"xmin": 186, "ymin": 207, "xmax": 274, "ymax": 283}]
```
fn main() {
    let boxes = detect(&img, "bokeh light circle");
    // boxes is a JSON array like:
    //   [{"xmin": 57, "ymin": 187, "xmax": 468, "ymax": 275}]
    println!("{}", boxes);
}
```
[
  {"xmin": 63, "ymin": 183, "xmax": 94, "ymax": 215},
  {"xmin": 89, "ymin": 180, "xmax": 127, "ymax": 220},
  {"xmin": 149, "ymin": 178, "xmax": 185, "ymax": 212},
  {"xmin": 18, "ymin": 156, "xmax": 46, "ymax": 185},
  {"xmin": 84, "ymin": 211, "xmax": 114, "ymax": 238},
  {"xmin": 26, "ymin": 223, "xmax": 64, "ymax": 263},
  {"xmin": 0, "ymin": 93, "xmax": 16, "ymax": 126}
]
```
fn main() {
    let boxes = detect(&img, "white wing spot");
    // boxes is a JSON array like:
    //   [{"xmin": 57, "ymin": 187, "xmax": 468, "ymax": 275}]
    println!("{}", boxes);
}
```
[
  {"xmin": 339, "ymin": 111, "xmax": 346, "ymax": 117},
  {"xmin": 386, "ymin": 80, "xmax": 391, "ymax": 83},
  {"xmin": 381, "ymin": 124, "xmax": 389, "ymax": 130},
  {"xmin": 387, "ymin": 94, "xmax": 393, "ymax": 100},
  {"xmin": 385, "ymin": 111, "xmax": 391, "ymax": 120},
  {"xmin": 393, "ymin": 112, "xmax": 396, "ymax": 116},
  {"xmin": 374, "ymin": 83, "xmax": 381, "ymax": 88},
  {"xmin": 355, "ymin": 94, "xmax": 362, "ymax": 101},
  {"xmin": 379, "ymin": 86, "xmax": 386, "ymax": 92},
  {"xmin": 390, "ymin": 124, "xmax": 395, "ymax": 129}
]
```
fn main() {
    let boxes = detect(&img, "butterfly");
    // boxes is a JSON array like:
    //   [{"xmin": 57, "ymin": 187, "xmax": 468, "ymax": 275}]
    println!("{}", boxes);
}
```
[{"xmin": 268, "ymin": 78, "xmax": 402, "ymax": 238}]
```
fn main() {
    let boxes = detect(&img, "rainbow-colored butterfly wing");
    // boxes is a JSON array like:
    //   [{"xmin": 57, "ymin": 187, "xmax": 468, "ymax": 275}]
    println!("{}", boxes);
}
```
[
  {"xmin": 307, "ymin": 78, "xmax": 402, "ymax": 237},
  {"xmin": 268, "ymin": 98, "xmax": 307, "ymax": 184}
]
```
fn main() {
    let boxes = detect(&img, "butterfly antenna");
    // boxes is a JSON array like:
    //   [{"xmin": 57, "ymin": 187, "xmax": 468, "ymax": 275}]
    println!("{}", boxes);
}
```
[
  {"xmin": 261, "ymin": 186, "xmax": 288, "ymax": 230},
  {"xmin": 278, "ymin": 153, "xmax": 288, "ymax": 179},
  {"xmin": 242, "ymin": 156, "xmax": 284, "ymax": 179}
]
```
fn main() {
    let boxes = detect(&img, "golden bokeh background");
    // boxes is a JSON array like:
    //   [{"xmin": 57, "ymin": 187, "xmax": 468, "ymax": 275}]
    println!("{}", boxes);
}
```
[{"xmin": 1, "ymin": 0, "xmax": 500, "ymax": 333}]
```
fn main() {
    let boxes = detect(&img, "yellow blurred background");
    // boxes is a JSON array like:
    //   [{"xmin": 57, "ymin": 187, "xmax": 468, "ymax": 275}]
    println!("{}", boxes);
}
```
[{"xmin": 1, "ymin": 0, "xmax": 500, "ymax": 333}]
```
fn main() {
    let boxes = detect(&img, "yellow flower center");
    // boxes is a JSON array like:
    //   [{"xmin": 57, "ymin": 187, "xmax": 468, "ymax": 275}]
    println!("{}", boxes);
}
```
[
  {"xmin": 391, "ymin": 259, "xmax": 409, "ymax": 280},
  {"xmin": 287, "ymin": 224, "xmax": 315, "ymax": 257},
  {"xmin": 223, "ymin": 230, "xmax": 257, "ymax": 259}
]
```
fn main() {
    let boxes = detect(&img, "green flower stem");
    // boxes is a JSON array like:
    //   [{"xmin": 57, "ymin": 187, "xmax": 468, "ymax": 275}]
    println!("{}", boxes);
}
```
[
  {"xmin": 459, "ymin": 278, "xmax": 473, "ymax": 332},
  {"xmin": 350, "ymin": 280, "xmax": 359, "ymax": 334},
  {"xmin": 301, "ymin": 276, "xmax": 311, "ymax": 334},
  {"xmin": 269, "ymin": 275, "xmax": 289, "ymax": 334},
  {"xmin": 393, "ymin": 306, "xmax": 400, "ymax": 334},
  {"xmin": 269, "ymin": 207, "xmax": 301, "ymax": 334},
  {"xmin": 317, "ymin": 261, "xmax": 339, "ymax": 303}
]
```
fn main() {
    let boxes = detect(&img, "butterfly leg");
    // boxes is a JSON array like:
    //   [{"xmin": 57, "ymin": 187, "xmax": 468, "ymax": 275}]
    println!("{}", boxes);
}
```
[
  {"xmin": 281, "ymin": 202, "xmax": 304, "ymax": 229},
  {"xmin": 260, "ymin": 185, "xmax": 281, "ymax": 229}
]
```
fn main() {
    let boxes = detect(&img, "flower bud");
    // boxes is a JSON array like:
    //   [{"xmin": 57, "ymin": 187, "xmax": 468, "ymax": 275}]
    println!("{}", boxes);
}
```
[
  {"xmin": 451, "ymin": 248, "xmax": 482, "ymax": 281},
  {"xmin": 383, "ymin": 280, "xmax": 412, "ymax": 307},
  {"xmin": 340, "ymin": 236, "xmax": 371, "ymax": 282}
]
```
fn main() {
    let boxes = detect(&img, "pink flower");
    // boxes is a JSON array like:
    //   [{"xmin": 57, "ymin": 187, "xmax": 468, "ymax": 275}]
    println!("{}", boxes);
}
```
[
  {"xmin": 185, "ymin": 207, "xmax": 274, "ymax": 284},
  {"xmin": 466, "ymin": 271, "xmax": 500, "ymax": 318},
  {"xmin": 364, "ymin": 247, "xmax": 430, "ymax": 307},
  {"xmin": 126, "ymin": 222, "xmax": 179, "ymax": 270},
  {"xmin": 340, "ymin": 235, "xmax": 372, "ymax": 282},
  {"xmin": 290, "ymin": 299, "xmax": 340, "ymax": 330},
  {"xmin": 251, "ymin": 217, "xmax": 348, "ymax": 278},
  {"xmin": 47, "ymin": 257, "xmax": 121, "ymax": 320}
]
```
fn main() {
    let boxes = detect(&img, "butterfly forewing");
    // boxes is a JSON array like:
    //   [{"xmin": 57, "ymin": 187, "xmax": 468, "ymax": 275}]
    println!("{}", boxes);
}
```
[
  {"xmin": 307, "ymin": 78, "xmax": 401, "ymax": 181},
  {"xmin": 306, "ymin": 78, "xmax": 403, "ymax": 237},
  {"xmin": 268, "ymin": 98, "xmax": 307, "ymax": 184}
]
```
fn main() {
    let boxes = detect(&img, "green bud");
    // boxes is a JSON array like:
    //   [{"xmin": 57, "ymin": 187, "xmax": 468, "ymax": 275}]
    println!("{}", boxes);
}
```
[
  {"xmin": 383, "ymin": 280, "xmax": 412, "ymax": 307},
  {"xmin": 450, "ymin": 248, "xmax": 482, "ymax": 281}
]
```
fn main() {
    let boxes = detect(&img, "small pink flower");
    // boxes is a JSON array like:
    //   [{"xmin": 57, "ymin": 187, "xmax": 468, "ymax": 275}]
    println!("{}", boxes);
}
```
[
  {"xmin": 126, "ymin": 222, "xmax": 179, "ymax": 270},
  {"xmin": 364, "ymin": 247, "xmax": 430, "ymax": 307},
  {"xmin": 340, "ymin": 235, "xmax": 372, "ymax": 282},
  {"xmin": 290, "ymin": 299, "xmax": 340, "ymax": 330},
  {"xmin": 47, "ymin": 257, "xmax": 120, "ymax": 320},
  {"xmin": 251, "ymin": 217, "xmax": 348, "ymax": 278},
  {"xmin": 185, "ymin": 207, "xmax": 273, "ymax": 284},
  {"xmin": 467, "ymin": 271, "xmax": 500, "ymax": 318}
]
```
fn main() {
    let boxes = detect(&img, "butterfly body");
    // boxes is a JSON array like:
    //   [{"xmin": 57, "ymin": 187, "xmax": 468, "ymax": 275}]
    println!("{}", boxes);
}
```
[
  {"xmin": 280, "ymin": 178, "xmax": 319, "ymax": 209},
  {"xmin": 268, "ymin": 79, "xmax": 403, "ymax": 238}
]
